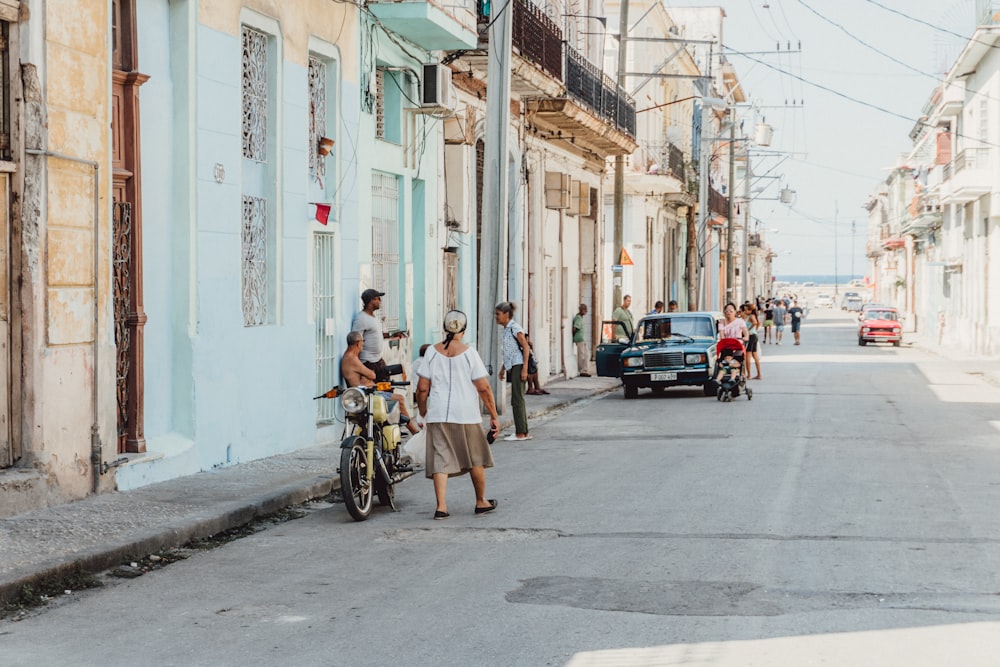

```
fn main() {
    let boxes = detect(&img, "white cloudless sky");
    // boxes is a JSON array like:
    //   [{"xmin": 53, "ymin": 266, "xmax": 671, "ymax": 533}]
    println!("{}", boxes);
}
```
[{"xmin": 663, "ymin": 0, "xmax": 974, "ymax": 279}]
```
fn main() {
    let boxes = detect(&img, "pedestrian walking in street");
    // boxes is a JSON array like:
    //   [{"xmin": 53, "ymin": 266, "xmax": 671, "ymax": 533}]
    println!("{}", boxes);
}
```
[
  {"xmin": 572, "ymin": 303, "xmax": 591, "ymax": 376},
  {"xmin": 743, "ymin": 304, "xmax": 762, "ymax": 379},
  {"xmin": 772, "ymin": 299, "xmax": 787, "ymax": 345},
  {"xmin": 788, "ymin": 300, "xmax": 805, "ymax": 345},
  {"xmin": 495, "ymin": 301, "xmax": 532, "ymax": 441},
  {"xmin": 415, "ymin": 310, "xmax": 500, "ymax": 520},
  {"xmin": 612, "ymin": 295, "xmax": 634, "ymax": 339},
  {"xmin": 762, "ymin": 300, "xmax": 774, "ymax": 344}
]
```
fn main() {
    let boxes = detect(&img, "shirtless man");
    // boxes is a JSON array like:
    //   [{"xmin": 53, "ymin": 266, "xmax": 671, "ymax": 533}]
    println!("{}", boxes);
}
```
[{"xmin": 341, "ymin": 331, "xmax": 420, "ymax": 434}]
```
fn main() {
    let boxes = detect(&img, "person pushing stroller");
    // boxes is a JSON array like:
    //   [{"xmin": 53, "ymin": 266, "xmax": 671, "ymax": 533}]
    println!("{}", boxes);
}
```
[{"xmin": 715, "ymin": 303, "xmax": 753, "ymax": 402}]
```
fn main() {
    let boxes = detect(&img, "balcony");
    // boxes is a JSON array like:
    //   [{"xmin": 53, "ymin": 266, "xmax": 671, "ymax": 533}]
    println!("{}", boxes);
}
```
[
  {"xmin": 903, "ymin": 194, "xmax": 942, "ymax": 236},
  {"xmin": 455, "ymin": 0, "xmax": 636, "ymax": 160},
  {"xmin": 941, "ymin": 147, "xmax": 992, "ymax": 203},
  {"xmin": 708, "ymin": 187, "xmax": 729, "ymax": 217},
  {"xmin": 627, "ymin": 141, "xmax": 687, "ymax": 195},
  {"xmin": 749, "ymin": 233, "xmax": 762, "ymax": 248},
  {"xmin": 368, "ymin": 0, "xmax": 479, "ymax": 50}
]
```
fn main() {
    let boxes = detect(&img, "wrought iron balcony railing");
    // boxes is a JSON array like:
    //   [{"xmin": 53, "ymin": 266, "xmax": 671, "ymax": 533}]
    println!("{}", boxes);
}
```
[
  {"xmin": 564, "ymin": 47, "xmax": 635, "ymax": 136},
  {"xmin": 477, "ymin": 0, "xmax": 635, "ymax": 138},
  {"xmin": 709, "ymin": 187, "xmax": 729, "ymax": 217},
  {"xmin": 639, "ymin": 141, "xmax": 685, "ymax": 180}
]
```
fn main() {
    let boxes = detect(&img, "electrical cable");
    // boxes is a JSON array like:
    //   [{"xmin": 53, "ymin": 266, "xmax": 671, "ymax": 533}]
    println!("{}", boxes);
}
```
[
  {"xmin": 797, "ymin": 0, "xmax": 942, "ymax": 81},
  {"xmin": 862, "ymin": 0, "xmax": 1000, "ymax": 49}
]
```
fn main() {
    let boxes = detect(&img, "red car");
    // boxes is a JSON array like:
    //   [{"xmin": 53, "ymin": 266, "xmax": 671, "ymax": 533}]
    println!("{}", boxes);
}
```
[{"xmin": 858, "ymin": 307, "xmax": 902, "ymax": 346}]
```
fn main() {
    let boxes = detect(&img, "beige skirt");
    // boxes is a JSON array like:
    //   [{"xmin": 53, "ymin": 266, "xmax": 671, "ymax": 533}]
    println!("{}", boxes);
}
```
[{"xmin": 425, "ymin": 422, "xmax": 494, "ymax": 478}]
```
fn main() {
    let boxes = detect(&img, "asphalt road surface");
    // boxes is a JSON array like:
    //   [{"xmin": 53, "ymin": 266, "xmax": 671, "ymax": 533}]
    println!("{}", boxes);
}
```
[{"xmin": 4, "ymin": 309, "xmax": 1000, "ymax": 666}]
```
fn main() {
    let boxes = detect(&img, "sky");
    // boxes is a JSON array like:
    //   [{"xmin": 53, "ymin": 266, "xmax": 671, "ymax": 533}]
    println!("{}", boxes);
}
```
[{"xmin": 664, "ymin": 0, "xmax": 975, "ymax": 278}]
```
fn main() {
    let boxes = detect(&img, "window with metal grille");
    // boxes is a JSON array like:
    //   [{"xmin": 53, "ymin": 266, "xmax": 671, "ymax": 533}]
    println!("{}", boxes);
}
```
[
  {"xmin": 375, "ymin": 69, "xmax": 385, "ymax": 140},
  {"xmin": 242, "ymin": 26, "xmax": 268, "ymax": 162},
  {"xmin": 308, "ymin": 55, "xmax": 328, "ymax": 183},
  {"xmin": 242, "ymin": 195, "xmax": 269, "ymax": 326},
  {"xmin": 372, "ymin": 172, "xmax": 400, "ymax": 330},
  {"xmin": 313, "ymin": 231, "xmax": 338, "ymax": 422},
  {"xmin": 444, "ymin": 251, "xmax": 459, "ymax": 312},
  {"xmin": 241, "ymin": 21, "xmax": 275, "ymax": 326}
]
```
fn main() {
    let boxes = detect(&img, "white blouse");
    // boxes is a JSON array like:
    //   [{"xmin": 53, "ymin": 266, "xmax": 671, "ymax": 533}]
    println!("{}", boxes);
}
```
[{"xmin": 418, "ymin": 346, "xmax": 489, "ymax": 424}]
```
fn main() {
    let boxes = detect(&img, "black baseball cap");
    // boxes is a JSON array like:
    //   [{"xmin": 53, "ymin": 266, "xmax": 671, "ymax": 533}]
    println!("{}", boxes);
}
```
[{"xmin": 361, "ymin": 289, "xmax": 385, "ymax": 304}]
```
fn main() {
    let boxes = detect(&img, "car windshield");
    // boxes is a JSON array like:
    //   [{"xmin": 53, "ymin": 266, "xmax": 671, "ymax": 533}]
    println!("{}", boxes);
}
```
[
  {"xmin": 636, "ymin": 316, "xmax": 714, "ymax": 341},
  {"xmin": 867, "ymin": 310, "xmax": 898, "ymax": 321}
]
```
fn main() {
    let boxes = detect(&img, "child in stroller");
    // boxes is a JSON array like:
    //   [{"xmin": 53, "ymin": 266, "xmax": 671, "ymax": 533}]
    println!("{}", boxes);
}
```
[{"xmin": 714, "ymin": 337, "xmax": 753, "ymax": 401}]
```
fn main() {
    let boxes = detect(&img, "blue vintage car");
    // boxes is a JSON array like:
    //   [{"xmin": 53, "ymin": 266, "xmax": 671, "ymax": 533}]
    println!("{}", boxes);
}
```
[{"xmin": 596, "ymin": 311, "xmax": 722, "ymax": 399}]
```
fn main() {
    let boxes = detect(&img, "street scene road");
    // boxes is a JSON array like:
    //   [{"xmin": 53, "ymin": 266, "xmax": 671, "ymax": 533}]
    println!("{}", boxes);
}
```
[{"xmin": 4, "ymin": 309, "xmax": 1000, "ymax": 666}]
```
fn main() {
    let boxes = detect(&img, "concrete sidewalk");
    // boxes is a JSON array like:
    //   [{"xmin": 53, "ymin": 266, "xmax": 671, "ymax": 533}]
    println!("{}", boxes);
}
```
[{"xmin": 0, "ymin": 374, "xmax": 619, "ymax": 606}]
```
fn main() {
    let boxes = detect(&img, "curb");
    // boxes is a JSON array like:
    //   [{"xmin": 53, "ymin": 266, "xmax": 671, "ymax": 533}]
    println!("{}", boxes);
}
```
[{"xmin": 0, "ymin": 476, "xmax": 336, "ymax": 606}]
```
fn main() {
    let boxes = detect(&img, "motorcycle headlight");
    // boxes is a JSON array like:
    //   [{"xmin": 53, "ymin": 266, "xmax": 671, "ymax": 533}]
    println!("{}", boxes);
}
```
[
  {"xmin": 623, "ymin": 357, "xmax": 644, "ymax": 368},
  {"xmin": 340, "ymin": 387, "xmax": 367, "ymax": 414},
  {"xmin": 685, "ymin": 353, "xmax": 705, "ymax": 365}
]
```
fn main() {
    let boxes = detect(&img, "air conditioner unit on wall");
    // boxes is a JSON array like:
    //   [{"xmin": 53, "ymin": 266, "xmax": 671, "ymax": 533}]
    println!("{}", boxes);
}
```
[
  {"xmin": 421, "ymin": 63, "xmax": 454, "ymax": 109},
  {"xmin": 545, "ymin": 171, "xmax": 571, "ymax": 209}
]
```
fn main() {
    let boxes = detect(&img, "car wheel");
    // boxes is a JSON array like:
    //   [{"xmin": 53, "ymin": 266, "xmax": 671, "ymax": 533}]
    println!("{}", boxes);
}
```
[
  {"xmin": 624, "ymin": 384, "xmax": 638, "ymax": 399},
  {"xmin": 703, "ymin": 381, "xmax": 717, "ymax": 397},
  {"xmin": 892, "ymin": 341, "xmax": 901, "ymax": 347},
  {"xmin": 858, "ymin": 337, "xmax": 866, "ymax": 346}
]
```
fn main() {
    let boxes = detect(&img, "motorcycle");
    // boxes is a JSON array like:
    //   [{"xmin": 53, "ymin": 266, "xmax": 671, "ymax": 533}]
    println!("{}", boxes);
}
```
[{"xmin": 315, "ymin": 366, "xmax": 414, "ymax": 521}]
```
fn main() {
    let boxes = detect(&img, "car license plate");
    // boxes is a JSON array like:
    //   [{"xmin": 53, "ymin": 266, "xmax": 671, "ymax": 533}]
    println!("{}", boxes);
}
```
[{"xmin": 651, "ymin": 372, "xmax": 676, "ymax": 381}]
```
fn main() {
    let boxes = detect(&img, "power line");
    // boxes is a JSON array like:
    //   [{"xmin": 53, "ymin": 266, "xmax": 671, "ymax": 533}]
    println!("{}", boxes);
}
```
[
  {"xmin": 862, "ymin": 0, "xmax": 1000, "ymax": 49},
  {"xmin": 796, "ymin": 0, "xmax": 941, "ymax": 81}
]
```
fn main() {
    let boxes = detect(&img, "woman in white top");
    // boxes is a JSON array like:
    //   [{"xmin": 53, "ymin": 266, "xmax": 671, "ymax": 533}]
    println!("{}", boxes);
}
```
[{"xmin": 415, "ymin": 310, "xmax": 501, "ymax": 520}]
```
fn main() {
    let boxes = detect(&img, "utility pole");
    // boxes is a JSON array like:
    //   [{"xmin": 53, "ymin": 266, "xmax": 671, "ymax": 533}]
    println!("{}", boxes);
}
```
[
  {"xmin": 612, "ymin": 0, "xmax": 629, "ymax": 312},
  {"xmin": 725, "ymin": 108, "xmax": 735, "ymax": 305},
  {"xmin": 742, "ymin": 147, "xmax": 750, "ymax": 303},
  {"xmin": 833, "ymin": 201, "xmax": 839, "ymax": 297},
  {"xmin": 479, "ymin": 0, "xmax": 514, "ymax": 404},
  {"xmin": 851, "ymin": 219, "xmax": 856, "ymax": 279}
]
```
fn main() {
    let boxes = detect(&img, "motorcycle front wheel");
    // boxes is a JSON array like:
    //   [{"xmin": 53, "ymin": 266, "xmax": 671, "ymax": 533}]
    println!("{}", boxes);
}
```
[{"xmin": 340, "ymin": 437, "xmax": 373, "ymax": 521}]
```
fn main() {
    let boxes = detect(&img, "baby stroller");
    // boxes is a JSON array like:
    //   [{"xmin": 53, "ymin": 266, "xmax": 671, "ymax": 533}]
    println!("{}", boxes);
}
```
[{"xmin": 714, "ymin": 337, "xmax": 753, "ymax": 402}]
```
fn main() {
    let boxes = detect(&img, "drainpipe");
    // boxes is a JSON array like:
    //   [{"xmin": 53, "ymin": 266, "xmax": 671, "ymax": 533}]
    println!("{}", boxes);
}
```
[{"xmin": 24, "ymin": 148, "xmax": 102, "ymax": 493}]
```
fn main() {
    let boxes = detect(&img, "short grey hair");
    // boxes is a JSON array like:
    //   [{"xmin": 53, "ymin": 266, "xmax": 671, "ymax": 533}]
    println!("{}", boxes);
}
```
[{"xmin": 346, "ymin": 331, "xmax": 363, "ymax": 346}]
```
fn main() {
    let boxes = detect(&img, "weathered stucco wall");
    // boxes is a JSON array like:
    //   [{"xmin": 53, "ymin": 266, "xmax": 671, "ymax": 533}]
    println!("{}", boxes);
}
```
[
  {"xmin": 12, "ymin": 0, "xmax": 114, "ymax": 507},
  {"xmin": 199, "ymin": 0, "xmax": 358, "ymax": 79}
]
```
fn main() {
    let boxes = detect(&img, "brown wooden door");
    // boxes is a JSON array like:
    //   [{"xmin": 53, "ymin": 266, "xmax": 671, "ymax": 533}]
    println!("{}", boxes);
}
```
[
  {"xmin": 0, "ymin": 173, "xmax": 10, "ymax": 467},
  {"xmin": 111, "ymin": 0, "xmax": 148, "ymax": 453}
]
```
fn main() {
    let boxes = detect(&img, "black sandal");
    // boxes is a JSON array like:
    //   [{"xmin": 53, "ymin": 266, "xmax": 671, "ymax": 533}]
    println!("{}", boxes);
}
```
[{"xmin": 474, "ymin": 499, "xmax": 498, "ymax": 515}]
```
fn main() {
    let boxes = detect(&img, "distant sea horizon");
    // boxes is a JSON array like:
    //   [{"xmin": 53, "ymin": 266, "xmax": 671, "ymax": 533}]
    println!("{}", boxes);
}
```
[{"xmin": 774, "ymin": 275, "xmax": 865, "ymax": 285}]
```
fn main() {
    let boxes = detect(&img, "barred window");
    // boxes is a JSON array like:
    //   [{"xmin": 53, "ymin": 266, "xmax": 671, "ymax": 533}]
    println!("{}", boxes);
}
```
[
  {"xmin": 242, "ymin": 26, "xmax": 268, "ymax": 162},
  {"xmin": 309, "ymin": 56, "xmax": 327, "ymax": 182},
  {"xmin": 242, "ymin": 195, "xmax": 268, "ymax": 326}
]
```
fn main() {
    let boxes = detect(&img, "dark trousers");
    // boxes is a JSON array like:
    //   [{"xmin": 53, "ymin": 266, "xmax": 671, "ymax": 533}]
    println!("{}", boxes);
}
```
[{"xmin": 509, "ymin": 364, "xmax": 528, "ymax": 435}]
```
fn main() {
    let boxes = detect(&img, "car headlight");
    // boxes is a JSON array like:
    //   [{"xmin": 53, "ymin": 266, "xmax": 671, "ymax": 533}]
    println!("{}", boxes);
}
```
[
  {"xmin": 862, "ymin": 327, "xmax": 870, "ymax": 333},
  {"xmin": 685, "ymin": 353, "xmax": 705, "ymax": 365},
  {"xmin": 892, "ymin": 328, "xmax": 900, "ymax": 333},
  {"xmin": 340, "ymin": 387, "xmax": 367, "ymax": 414},
  {"xmin": 623, "ymin": 357, "xmax": 644, "ymax": 368}
]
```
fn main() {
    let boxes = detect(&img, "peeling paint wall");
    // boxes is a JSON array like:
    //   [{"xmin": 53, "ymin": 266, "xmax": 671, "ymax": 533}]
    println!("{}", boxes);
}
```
[{"xmin": 3, "ymin": 0, "xmax": 114, "ymax": 515}]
